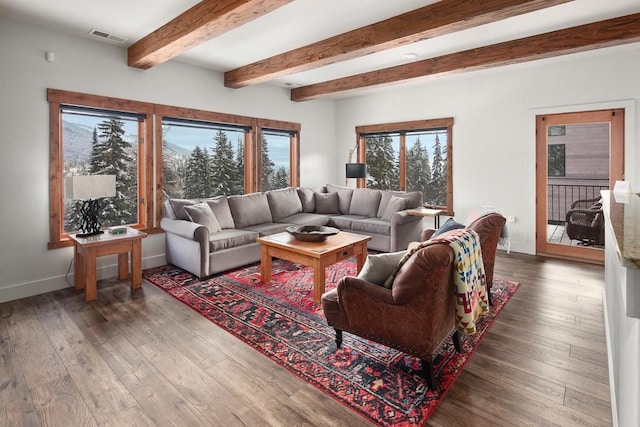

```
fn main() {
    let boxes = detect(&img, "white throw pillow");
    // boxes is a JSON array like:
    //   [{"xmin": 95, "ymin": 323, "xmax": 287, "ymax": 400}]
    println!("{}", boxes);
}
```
[{"xmin": 357, "ymin": 251, "xmax": 407, "ymax": 287}]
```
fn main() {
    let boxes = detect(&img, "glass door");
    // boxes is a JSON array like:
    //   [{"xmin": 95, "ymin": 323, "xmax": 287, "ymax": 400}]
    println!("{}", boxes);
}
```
[{"xmin": 535, "ymin": 109, "xmax": 624, "ymax": 263}]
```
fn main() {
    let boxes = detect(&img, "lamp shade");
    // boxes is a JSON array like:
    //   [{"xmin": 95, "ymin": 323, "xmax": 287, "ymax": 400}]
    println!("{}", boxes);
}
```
[
  {"xmin": 65, "ymin": 175, "xmax": 116, "ymax": 200},
  {"xmin": 345, "ymin": 163, "xmax": 367, "ymax": 179}
]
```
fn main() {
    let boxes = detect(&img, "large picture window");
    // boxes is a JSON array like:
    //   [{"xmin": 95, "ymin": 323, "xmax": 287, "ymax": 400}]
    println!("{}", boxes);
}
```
[
  {"xmin": 48, "ymin": 89, "xmax": 153, "ymax": 248},
  {"xmin": 49, "ymin": 91, "xmax": 301, "ymax": 247},
  {"xmin": 259, "ymin": 127, "xmax": 299, "ymax": 191},
  {"xmin": 162, "ymin": 117, "xmax": 249, "ymax": 199},
  {"xmin": 356, "ymin": 118, "xmax": 453, "ymax": 214},
  {"xmin": 154, "ymin": 106, "xmax": 300, "ymax": 227}
]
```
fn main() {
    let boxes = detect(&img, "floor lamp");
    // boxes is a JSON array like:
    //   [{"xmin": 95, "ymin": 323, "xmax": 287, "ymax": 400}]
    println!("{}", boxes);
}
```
[
  {"xmin": 65, "ymin": 175, "xmax": 116, "ymax": 237},
  {"xmin": 345, "ymin": 141, "xmax": 367, "ymax": 185}
]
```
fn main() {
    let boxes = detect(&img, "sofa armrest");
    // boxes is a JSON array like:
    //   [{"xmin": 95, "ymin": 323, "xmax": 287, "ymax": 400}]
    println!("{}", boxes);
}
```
[
  {"xmin": 389, "ymin": 211, "xmax": 423, "ymax": 251},
  {"xmin": 160, "ymin": 217, "xmax": 210, "ymax": 277},
  {"xmin": 161, "ymin": 217, "xmax": 207, "ymax": 240}
]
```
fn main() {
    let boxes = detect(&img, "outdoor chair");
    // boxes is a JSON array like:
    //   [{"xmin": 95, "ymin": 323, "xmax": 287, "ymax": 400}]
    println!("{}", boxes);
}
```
[{"xmin": 565, "ymin": 197, "xmax": 604, "ymax": 246}]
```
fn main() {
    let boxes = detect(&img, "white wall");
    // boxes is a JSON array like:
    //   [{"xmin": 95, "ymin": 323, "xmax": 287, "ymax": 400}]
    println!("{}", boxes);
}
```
[
  {"xmin": 335, "ymin": 44, "xmax": 640, "ymax": 255},
  {"xmin": 0, "ymin": 19, "xmax": 336, "ymax": 302},
  {"xmin": 1, "ymin": 16, "xmax": 639, "ymax": 301}
]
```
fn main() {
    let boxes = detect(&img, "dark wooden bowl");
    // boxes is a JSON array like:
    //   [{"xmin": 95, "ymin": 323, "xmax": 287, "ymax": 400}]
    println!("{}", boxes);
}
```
[{"xmin": 285, "ymin": 225, "xmax": 339, "ymax": 242}]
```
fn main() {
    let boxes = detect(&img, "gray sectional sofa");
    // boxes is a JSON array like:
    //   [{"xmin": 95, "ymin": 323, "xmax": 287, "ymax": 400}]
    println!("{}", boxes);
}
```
[{"xmin": 160, "ymin": 184, "xmax": 423, "ymax": 278}]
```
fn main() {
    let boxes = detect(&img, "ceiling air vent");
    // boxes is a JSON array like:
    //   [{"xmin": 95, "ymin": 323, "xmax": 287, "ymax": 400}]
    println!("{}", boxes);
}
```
[{"xmin": 88, "ymin": 29, "xmax": 127, "ymax": 44}]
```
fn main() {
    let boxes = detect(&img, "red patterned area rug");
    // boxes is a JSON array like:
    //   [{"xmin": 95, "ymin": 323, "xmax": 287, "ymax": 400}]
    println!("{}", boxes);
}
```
[{"xmin": 143, "ymin": 259, "xmax": 518, "ymax": 427}]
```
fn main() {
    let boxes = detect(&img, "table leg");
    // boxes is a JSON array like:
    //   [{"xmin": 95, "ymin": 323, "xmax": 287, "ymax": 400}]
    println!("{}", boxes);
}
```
[
  {"xmin": 313, "ymin": 259, "xmax": 325, "ymax": 303},
  {"xmin": 435, "ymin": 214, "xmax": 440, "ymax": 228},
  {"xmin": 74, "ymin": 246, "xmax": 85, "ymax": 290},
  {"xmin": 118, "ymin": 252, "xmax": 129, "ymax": 281},
  {"xmin": 85, "ymin": 248, "xmax": 97, "ymax": 301},
  {"xmin": 131, "ymin": 240, "xmax": 142, "ymax": 289},
  {"xmin": 260, "ymin": 246, "xmax": 272, "ymax": 283},
  {"xmin": 355, "ymin": 244, "xmax": 367, "ymax": 273}
]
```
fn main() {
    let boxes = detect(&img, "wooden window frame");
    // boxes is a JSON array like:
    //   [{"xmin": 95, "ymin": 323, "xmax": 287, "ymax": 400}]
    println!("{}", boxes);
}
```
[
  {"xmin": 48, "ymin": 89, "xmax": 154, "ymax": 249},
  {"xmin": 154, "ymin": 106, "xmax": 301, "ymax": 227},
  {"xmin": 49, "ymin": 91, "xmax": 302, "ymax": 248},
  {"xmin": 356, "ymin": 118, "xmax": 454, "ymax": 215},
  {"xmin": 255, "ymin": 118, "xmax": 301, "ymax": 192}
]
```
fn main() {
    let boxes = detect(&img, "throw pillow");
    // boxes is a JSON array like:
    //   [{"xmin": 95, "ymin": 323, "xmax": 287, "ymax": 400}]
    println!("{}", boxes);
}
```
[
  {"xmin": 432, "ymin": 217, "xmax": 465, "ymax": 238},
  {"xmin": 381, "ymin": 195, "xmax": 409, "ymax": 221},
  {"xmin": 349, "ymin": 188, "xmax": 382, "ymax": 217},
  {"xmin": 357, "ymin": 251, "xmax": 406, "ymax": 287},
  {"xmin": 297, "ymin": 187, "xmax": 316, "ymax": 212},
  {"xmin": 184, "ymin": 202, "xmax": 221, "ymax": 234},
  {"xmin": 314, "ymin": 192, "xmax": 340, "ymax": 214},
  {"xmin": 169, "ymin": 198, "xmax": 199, "ymax": 221},
  {"xmin": 205, "ymin": 196, "xmax": 235, "ymax": 229}
]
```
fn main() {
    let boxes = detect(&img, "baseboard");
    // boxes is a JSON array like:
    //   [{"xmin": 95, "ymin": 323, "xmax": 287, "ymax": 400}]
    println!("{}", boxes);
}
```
[{"xmin": 0, "ymin": 254, "xmax": 166, "ymax": 303}]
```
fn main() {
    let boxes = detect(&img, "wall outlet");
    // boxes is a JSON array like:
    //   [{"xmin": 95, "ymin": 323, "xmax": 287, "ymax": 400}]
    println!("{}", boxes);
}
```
[{"xmin": 507, "ymin": 216, "xmax": 517, "ymax": 223}]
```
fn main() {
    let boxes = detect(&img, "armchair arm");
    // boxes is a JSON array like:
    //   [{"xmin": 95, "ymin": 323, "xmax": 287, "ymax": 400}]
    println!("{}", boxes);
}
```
[
  {"xmin": 570, "ymin": 196, "xmax": 601, "ymax": 209},
  {"xmin": 421, "ymin": 228, "xmax": 436, "ymax": 241},
  {"xmin": 566, "ymin": 208, "xmax": 601, "ymax": 226}
]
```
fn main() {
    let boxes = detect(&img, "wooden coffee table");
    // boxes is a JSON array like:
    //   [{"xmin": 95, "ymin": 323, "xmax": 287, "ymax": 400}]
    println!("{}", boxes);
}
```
[{"xmin": 257, "ymin": 231, "xmax": 371, "ymax": 302}]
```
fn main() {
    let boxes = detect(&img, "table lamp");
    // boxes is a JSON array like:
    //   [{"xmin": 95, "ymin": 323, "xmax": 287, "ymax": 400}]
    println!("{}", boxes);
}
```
[{"xmin": 65, "ymin": 175, "xmax": 116, "ymax": 237}]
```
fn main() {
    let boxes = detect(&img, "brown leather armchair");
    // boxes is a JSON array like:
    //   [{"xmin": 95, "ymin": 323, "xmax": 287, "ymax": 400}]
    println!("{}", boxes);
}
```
[
  {"xmin": 321, "ymin": 243, "xmax": 461, "ymax": 391},
  {"xmin": 422, "ymin": 213, "xmax": 506, "ymax": 304}
]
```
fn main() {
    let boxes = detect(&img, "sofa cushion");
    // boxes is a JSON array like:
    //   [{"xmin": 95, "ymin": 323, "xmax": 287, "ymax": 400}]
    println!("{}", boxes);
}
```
[
  {"xmin": 228, "ymin": 192, "xmax": 273, "ymax": 228},
  {"xmin": 297, "ymin": 188, "xmax": 316, "ymax": 213},
  {"xmin": 357, "ymin": 251, "xmax": 407, "ymax": 287},
  {"xmin": 349, "ymin": 188, "xmax": 382, "ymax": 217},
  {"xmin": 278, "ymin": 212, "xmax": 330, "ymax": 227},
  {"xmin": 314, "ymin": 192, "xmax": 340, "ymax": 214},
  {"xmin": 328, "ymin": 214, "xmax": 366, "ymax": 230},
  {"xmin": 377, "ymin": 190, "xmax": 422, "ymax": 217},
  {"xmin": 381, "ymin": 195, "xmax": 409, "ymax": 221},
  {"xmin": 184, "ymin": 202, "xmax": 221, "ymax": 234},
  {"xmin": 326, "ymin": 183, "xmax": 354, "ymax": 215},
  {"xmin": 209, "ymin": 229, "xmax": 259, "ymax": 251},
  {"xmin": 169, "ymin": 198, "xmax": 199, "ymax": 221},
  {"xmin": 266, "ymin": 188, "xmax": 303, "ymax": 221},
  {"xmin": 205, "ymin": 196, "xmax": 235, "ymax": 229},
  {"xmin": 242, "ymin": 222, "xmax": 291, "ymax": 236},
  {"xmin": 350, "ymin": 218, "xmax": 391, "ymax": 235},
  {"xmin": 432, "ymin": 218, "xmax": 465, "ymax": 238}
]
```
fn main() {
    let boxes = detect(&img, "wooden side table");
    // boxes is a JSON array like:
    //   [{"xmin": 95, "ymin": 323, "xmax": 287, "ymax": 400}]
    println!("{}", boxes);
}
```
[
  {"xmin": 406, "ymin": 207, "xmax": 444, "ymax": 228},
  {"xmin": 69, "ymin": 228, "xmax": 147, "ymax": 301}
]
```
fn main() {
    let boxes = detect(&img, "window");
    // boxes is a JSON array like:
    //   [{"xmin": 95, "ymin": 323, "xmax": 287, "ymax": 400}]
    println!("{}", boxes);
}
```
[
  {"xmin": 161, "ymin": 117, "xmax": 250, "ymax": 199},
  {"xmin": 49, "ymin": 90, "xmax": 301, "ymax": 247},
  {"xmin": 356, "ymin": 118, "xmax": 453, "ymax": 214},
  {"xmin": 547, "ymin": 144, "xmax": 566, "ymax": 177},
  {"xmin": 154, "ymin": 106, "xmax": 300, "ymax": 226},
  {"xmin": 259, "ymin": 126, "xmax": 299, "ymax": 191},
  {"xmin": 48, "ymin": 89, "xmax": 153, "ymax": 249}
]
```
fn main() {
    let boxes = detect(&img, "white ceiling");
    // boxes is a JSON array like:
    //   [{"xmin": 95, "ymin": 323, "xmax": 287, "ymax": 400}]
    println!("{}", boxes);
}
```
[{"xmin": 2, "ymin": 0, "xmax": 639, "ymax": 96}]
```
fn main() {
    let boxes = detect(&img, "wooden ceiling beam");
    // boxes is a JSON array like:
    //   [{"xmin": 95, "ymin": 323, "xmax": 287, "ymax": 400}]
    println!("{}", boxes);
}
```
[
  {"xmin": 128, "ymin": 0, "xmax": 292, "ymax": 69},
  {"xmin": 291, "ymin": 13, "xmax": 640, "ymax": 101},
  {"xmin": 224, "ymin": 0, "xmax": 573, "ymax": 88}
]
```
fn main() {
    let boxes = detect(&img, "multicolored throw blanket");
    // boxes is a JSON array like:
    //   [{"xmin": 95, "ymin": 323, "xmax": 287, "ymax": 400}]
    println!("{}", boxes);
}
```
[{"xmin": 385, "ymin": 229, "xmax": 488, "ymax": 334}]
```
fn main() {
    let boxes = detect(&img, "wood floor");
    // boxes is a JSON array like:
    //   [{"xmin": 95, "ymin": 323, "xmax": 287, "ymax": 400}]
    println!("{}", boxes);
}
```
[{"xmin": 0, "ymin": 252, "xmax": 612, "ymax": 426}]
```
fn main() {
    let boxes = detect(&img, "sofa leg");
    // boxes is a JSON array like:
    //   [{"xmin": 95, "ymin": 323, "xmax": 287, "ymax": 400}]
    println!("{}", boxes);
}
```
[
  {"xmin": 421, "ymin": 359, "xmax": 436, "ymax": 391},
  {"xmin": 452, "ymin": 330, "xmax": 462, "ymax": 353},
  {"xmin": 334, "ymin": 329, "xmax": 343, "ymax": 348}
]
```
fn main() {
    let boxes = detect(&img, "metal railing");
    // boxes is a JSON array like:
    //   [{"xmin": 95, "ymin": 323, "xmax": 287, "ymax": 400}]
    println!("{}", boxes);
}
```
[{"xmin": 547, "ymin": 181, "xmax": 609, "ymax": 224}]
